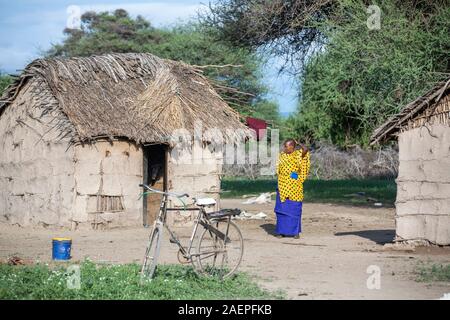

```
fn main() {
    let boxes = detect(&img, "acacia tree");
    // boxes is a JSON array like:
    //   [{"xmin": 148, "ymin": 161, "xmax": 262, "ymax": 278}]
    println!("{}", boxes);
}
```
[
  {"xmin": 200, "ymin": 0, "xmax": 334, "ymax": 72},
  {"xmin": 202, "ymin": 0, "xmax": 450, "ymax": 146},
  {"xmin": 291, "ymin": 0, "xmax": 450, "ymax": 146}
]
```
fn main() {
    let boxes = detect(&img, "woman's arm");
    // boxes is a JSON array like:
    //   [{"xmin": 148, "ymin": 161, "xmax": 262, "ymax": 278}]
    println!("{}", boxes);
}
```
[{"xmin": 298, "ymin": 151, "xmax": 310, "ymax": 183}]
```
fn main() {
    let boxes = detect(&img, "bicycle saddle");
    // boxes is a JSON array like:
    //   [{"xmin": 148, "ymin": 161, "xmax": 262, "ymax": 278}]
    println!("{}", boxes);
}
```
[
  {"xmin": 207, "ymin": 208, "xmax": 241, "ymax": 219},
  {"xmin": 196, "ymin": 198, "xmax": 216, "ymax": 206}
]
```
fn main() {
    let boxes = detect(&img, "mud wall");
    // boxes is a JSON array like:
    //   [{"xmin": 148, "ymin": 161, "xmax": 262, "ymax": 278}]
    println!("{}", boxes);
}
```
[
  {"xmin": 167, "ymin": 141, "xmax": 223, "ymax": 226},
  {"xmin": 72, "ymin": 141, "xmax": 143, "ymax": 229},
  {"xmin": 396, "ymin": 125, "xmax": 450, "ymax": 245},
  {"xmin": 0, "ymin": 79, "xmax": 75, "ymax": 228}
]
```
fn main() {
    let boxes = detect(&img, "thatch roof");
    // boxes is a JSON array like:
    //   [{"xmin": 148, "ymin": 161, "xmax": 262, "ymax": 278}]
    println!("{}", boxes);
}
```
[
  {"xmin": 370, "ymin": 78, "xmax": 450, "ymax": 145},
  {"xmin": 0, "ymin": 53, "xmax": 252, "ymax": 145}
]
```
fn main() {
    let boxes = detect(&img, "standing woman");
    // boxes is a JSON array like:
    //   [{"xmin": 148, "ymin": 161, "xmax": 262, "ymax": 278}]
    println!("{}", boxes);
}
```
[{"xmin": 274, "ymin": 139, "xmax": 311, "ymax": 239}]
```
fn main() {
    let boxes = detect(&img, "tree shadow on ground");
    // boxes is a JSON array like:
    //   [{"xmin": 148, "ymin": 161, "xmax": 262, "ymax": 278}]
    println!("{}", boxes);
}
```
[
  {"xmin": 334, "ymin": 229, "xmax": 395, "ymax": 245},
  {"xmin": 260, "ymin": 223, "xmax": 277, "ymax": 237}
]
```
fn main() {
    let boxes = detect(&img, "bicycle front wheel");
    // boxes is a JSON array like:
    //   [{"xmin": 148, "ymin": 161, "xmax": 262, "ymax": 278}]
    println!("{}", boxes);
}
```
[
  {"xmin": 140, "ymin": 222, "xmax": 162, "ymax": 281},
  {"xmin": 195, "ymin": 219, "xmax": 244, "ymax": 279}
]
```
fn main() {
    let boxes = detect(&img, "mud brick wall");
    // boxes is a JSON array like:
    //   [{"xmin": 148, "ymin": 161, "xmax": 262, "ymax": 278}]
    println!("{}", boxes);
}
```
[
  {"xmin": 167, "ymin": 141, "xmax": 223, "ymax": 226},
  {"xmin": 396, "ymin": 125, "xmax": 450, "ymax": 245},
  {"xmin": 0, "ymin": 80, "xmax": 75, "ymax": 228},
  {"xmin": 72, "ymin": 141, "xmax": 143, "ymax": 229}
]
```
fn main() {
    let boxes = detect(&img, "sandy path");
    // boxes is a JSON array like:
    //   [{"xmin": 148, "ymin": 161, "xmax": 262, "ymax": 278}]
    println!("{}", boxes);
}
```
[{"xmin": 1, "ymin": 199, "xmax": 449, "ymax": 300}]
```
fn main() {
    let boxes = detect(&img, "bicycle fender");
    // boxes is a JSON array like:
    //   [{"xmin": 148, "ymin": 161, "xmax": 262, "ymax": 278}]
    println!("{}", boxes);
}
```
[{"xmin": 199, "ymin": 220, "xmax": 231, "ymax": 243}]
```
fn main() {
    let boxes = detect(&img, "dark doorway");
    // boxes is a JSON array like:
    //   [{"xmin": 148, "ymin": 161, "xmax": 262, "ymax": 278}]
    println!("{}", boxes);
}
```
[{"xmin": 143, "ymin": 144, "xmax": 168, "ymax": 227}]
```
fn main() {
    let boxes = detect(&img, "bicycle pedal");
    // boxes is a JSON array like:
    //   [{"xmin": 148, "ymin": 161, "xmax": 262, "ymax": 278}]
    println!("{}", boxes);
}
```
[{"xmin": 169, "ymin": 238, "xmax": 177, "ymax": 244}]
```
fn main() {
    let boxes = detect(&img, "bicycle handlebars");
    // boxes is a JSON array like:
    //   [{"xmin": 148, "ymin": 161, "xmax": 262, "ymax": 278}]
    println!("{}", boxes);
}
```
[{"xmin": 139, "ymin": 184, "xmax": 189, "ymax": 198}]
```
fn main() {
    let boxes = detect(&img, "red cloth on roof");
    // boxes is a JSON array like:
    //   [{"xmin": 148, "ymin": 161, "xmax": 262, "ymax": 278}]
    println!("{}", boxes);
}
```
[{"xmin": 246, "ymin": 117, "xmax": 267, "ymax": 140}]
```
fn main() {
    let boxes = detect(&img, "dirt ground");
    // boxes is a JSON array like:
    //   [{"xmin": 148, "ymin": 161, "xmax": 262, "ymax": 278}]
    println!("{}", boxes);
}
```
[{"xmin": 1, "ymin": 199, "xmax": 449, "ymax": 300}]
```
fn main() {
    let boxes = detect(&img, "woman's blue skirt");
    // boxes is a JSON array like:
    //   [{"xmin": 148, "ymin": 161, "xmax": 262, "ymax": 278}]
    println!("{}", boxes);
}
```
[{"xmin": 274, "ymin": 190, "xmax": 303, "ymax": 236}]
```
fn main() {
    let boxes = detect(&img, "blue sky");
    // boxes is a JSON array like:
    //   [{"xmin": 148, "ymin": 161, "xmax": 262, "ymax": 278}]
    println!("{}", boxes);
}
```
[{"xmin": 0, "ymin": 0, "xmax": 298, "ymax": 113}]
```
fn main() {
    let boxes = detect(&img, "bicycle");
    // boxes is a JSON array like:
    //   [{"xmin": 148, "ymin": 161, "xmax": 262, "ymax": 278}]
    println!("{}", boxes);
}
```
[{"xmin": 138, "ymin": 183, "xmax": 244, "ymax": 281}]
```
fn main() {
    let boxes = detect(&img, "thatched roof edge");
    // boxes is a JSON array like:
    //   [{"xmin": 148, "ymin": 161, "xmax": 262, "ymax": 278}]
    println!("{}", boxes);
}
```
[
  {"xmin": 0, "ymin": 53, "xmax": 253, "ymax": 146},
  {"xmin": 370, "ymin": 78, "xmax": 450, "ymax": 145}
]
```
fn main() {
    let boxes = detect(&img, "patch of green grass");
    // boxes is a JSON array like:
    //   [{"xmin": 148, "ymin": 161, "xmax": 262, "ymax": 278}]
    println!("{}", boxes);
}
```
[
  {"xmin": 303, "ymin": 179, "xmax": 396, "ymax": 207},
  {"xmin": 221, "ymin": 178, "xmax": 278, "ymax": 198},
  {"xmin": 415, "ymin": 263, "xmax": 450, "ymax": 283},
  {"xmin": 221, "ymin": 177, "xmax": 396, "ymax": 207},
  {"xmin": 0, "ymin": 261, "xmax": 284, "ymax": 300}
]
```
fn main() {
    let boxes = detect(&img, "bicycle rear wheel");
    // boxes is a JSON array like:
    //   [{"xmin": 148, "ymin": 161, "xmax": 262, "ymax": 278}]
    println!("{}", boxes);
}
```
[
  {"xmin": 140, "ymin": 222, "xmax": 162, "ymax": 281},
  {"xmin": 195, "ymin": 219, "xmax": 244, "ymax": 279}
]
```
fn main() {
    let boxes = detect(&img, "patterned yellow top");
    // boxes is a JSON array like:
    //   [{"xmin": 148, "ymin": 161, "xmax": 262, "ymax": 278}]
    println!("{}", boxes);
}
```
[{"xmin": 276, "ymin": 150, "xmax": 311, "ymax": 202}]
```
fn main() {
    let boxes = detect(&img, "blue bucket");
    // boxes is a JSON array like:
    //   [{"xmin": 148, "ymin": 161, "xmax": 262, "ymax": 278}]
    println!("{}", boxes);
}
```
[{"xmin": 52, "ymin": 237, "xmax": 72, "ymax": 260}]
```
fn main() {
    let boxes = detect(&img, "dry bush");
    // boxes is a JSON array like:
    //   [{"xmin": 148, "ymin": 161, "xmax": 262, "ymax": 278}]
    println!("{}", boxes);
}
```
[
  {"xmin": 223, "ymin": 142, "xmax": 399, "ymax": 180},
  {"xmin": 308, "ymin": 143, "xmax": 398, "ymax": 180}
]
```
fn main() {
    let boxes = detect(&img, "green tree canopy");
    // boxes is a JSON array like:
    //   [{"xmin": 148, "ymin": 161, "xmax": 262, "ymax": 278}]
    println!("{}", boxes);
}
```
[
  {"xmin": 292, "ymin": 0, "xmax": 450, "ymax": 146},
  {"xmin": 202, "ymin": 0, "xmax": 450, "ymax": 147},
  {"xmin": 252, "ymin": 100, "xmax": 280, "ymax": 123},
  {"xmin": 0, "ymin": 73, "xmax": 12, "ymax": 96}
]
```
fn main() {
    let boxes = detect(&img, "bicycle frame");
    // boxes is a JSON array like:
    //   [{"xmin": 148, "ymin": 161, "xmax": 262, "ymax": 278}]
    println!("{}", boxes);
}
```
[
  {"xmin": 145, "ymin": 187, "xmax": 229, "ymax": 262},
  {"xmin": 140, "ymin": 183, "xmax": 243, "ymax": 280}
]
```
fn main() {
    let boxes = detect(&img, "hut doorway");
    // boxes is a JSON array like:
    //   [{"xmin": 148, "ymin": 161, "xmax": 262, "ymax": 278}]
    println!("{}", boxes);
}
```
[{"xmin": 143, "ymin": 144, "xmax": 168, "ymax": 227}]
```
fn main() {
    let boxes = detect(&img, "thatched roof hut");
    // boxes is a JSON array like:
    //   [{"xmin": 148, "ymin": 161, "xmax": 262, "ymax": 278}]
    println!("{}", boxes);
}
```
[
  {"xmin": 0, "ymin": 52, "xmax": 251, "ymax": 145},
  {"xmin": 370, "ymin": 79, "xmax": 450, "ymax": 245},
  {"xmin": 0, "ymin": 53, "xmax": 252, "ymax": 230},
  {"xmin": 370, "ymin": 79, "xmax": 450, "ymax": 145}
]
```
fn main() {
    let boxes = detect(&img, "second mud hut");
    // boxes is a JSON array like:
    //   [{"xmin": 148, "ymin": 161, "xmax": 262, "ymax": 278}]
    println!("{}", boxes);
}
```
[{"xmin": 371, "ymin": 79, "xmax": 450, "ymax": 245}]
